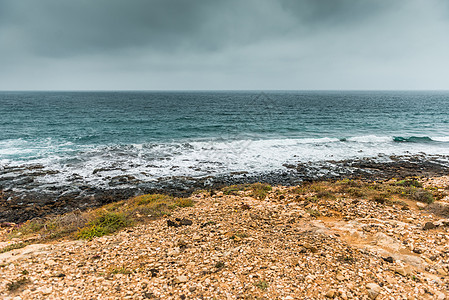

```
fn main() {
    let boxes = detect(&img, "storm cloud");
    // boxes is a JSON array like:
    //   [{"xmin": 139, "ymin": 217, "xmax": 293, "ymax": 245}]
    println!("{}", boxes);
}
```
[{"xmin": 1, "ymin": 0, "xmax": 448, "ymax": 90}]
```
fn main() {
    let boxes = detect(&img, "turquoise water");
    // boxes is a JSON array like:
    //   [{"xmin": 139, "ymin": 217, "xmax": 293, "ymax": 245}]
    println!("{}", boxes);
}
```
[{"xmin": 1, "ymin": 91, "xmax": 449, "ymax": 189}]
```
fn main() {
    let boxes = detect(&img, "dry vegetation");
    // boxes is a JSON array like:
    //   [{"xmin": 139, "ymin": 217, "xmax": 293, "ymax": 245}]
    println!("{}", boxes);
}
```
[
  {"xmin": 2, "ymin": 194, "xmax": 193, "ymax": 245},
  {"xmin": 1, "ymin": 178, "xmax": 447, "ymax": 251}
]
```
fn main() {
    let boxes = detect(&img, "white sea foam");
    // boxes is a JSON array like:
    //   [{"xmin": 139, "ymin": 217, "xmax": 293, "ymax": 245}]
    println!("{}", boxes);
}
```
[
  {"xmin": 346, "ymin": 135, "xmax": 392, "ymax": 143},
  {"xmin": 2, "ymin": 136, "xmax": 449, "ymax": 190},
  {"xmin": 432, "ymin": 136, "xmax": 449, "ymax": 142}
]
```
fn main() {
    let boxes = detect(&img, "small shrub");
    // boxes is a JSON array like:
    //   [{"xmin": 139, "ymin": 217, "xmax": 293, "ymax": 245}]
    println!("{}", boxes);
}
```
[
  {"xmin": 254, "ymin": 280, "xmax": 269, "ymax": 290},
  {"xmin": 77, "ymin": 211, "xmax": 131, "ymax": 240},
  {"xmin": 110, "ymin": 267, "xmax": 132, "ymax": 275},
  {"xmin": 316, "ymin": 190, "xmax": 336, "ymax": 199},
  {"xmin": 250, "ymin": 183, "xmax": 272, "ymax": 200},
  {"xmin": 346, "ymin": 188, "xmax": 367, "ymax": 198},
  {"xmin": 175, "ymin": 198, "xmax": 194, "ymax": 207},
  {"xmin": 133, "ymin": 194, "xmax": 172, "ymax": 205},
  {"xmin": 222, "ymin": 184, "xmax": 251, "ymax": 195},
  {"xmin": 372, "ymin": 193, "xmax": 391, "ymax": 205},
  {"xmin": 395, "ymin": 179, "xmax": 422, "ymax": 188},
  {"xmin": 337, "ymin": 255, "xmax": 356, "ymax": 264},
  {"xmin": 7, "ymin": 277, "xmax": 30, "ymax": 292},
  {"xmin": 9, "ymin": 211, "xmax": 91, "ymax": 241},
  {"xmin": 231, "ymin": 232, "xmax": 249, "ymax": 239},
  {"xmin": 0, "ymin": 242, "xmax": 28, "ymax": 254},
  {"xmin": 307, "ymin": 209, "xmax": 321, "ymax": 218},
  {"xmin": 409, "ymin": 190, "xmax": 434, "ymax": 204}
]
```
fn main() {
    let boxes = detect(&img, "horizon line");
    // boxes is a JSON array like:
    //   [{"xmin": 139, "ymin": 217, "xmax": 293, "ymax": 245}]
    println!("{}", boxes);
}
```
[{"xmin": 1, "ymin": 89, "xmax": 449, "ymax": 92}]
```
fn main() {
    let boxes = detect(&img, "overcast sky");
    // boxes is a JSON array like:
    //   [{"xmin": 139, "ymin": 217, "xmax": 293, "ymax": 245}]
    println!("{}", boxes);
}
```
[{"xmin": 1, "ymin": 0, "xmax": 448, "ymax": 90}]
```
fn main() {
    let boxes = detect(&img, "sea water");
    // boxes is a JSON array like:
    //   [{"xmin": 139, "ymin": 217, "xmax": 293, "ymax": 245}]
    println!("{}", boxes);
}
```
[{"xmin": 1, "ymin": 91, "xmax": 448, "ymax": 190}]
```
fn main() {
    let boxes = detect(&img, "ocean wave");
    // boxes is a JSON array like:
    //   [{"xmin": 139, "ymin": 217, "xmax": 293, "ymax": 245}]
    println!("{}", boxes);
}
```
[
  {"xmin": 2, "ymin": 135, "xmax": 449, "ymax": 190},
  {"xmin": 393, "ymin": 136, "xmax": 435, "ymax": 143},
  {"xmin": 344, "ymin": 135, "xmax": 392, "ymax": 143},
  {"xmin": 432, "ymin": 136, "xmax": 449, "ymax": 142}
]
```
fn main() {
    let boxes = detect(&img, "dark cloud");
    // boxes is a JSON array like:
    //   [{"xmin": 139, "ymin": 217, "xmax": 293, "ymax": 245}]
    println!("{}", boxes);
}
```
[
  {"xmin": 2, "ymin": 0, "xmax": 219, "ymax": 56},
  {"xmin": 0, "ymin": 0, "xmax": 448, "ymax": 90},
  {"xmin": 280, "ymin": 0, "xmax": 395, "ymax": 26},
  {"xmin": 0, "ymin": 0, "xmax": 398, "ymax": 57}
]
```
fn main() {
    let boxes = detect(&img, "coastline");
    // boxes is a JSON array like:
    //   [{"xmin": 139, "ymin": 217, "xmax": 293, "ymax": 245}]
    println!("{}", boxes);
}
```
[
  {"xmin": 1, "ymin": 154, "xmax": 449, "ymax": 223},
  {"xmin": 0, "ymin": 173, "xmax": 448, "ymax": 299}
]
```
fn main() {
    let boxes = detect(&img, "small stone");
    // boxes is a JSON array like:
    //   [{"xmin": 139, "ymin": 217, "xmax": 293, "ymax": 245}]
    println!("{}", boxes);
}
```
[
  {"xmin": 437, "ymin": 268, "xmax": 448, "ymax": 276},
  {"xmin": 41, "ymin": 287, "xmax": 52, "ymax": 295},
  {"xmin": 180, "ymin": 219, "xmax": 193, "ymax": 226},
  {"xmin": 385, "ymin": 276, "xmax": 396, "ymax": 284},
  {"xmin": 177, "ymin": 238, "xmax": 188, "ymax": 247},
  {"xmin": 436, "ymin": 292, "xmax": 446, "ymax": 300},
  {"xmin": 325, "ymin": 289, "xmax": 337, "ymax": 298},
  {"xmin": 382, "ymin": 256, "xmax": 394, "ymax": 263},
  {"xmin": 167, "ymin": 248, "xmax": 180, "ymax": 256},
  {"xmin": 392, "ymin": 266, "xmax": 409, "ymax": 277},
  {"xmin": 174, "ymin": 275, "xmax": 189, "ymax": 284},
  {"xmin": 290, "ymin": 258, "xmax": 299, "ymax": 266},
  {"xmin": 423, "ymin": 222, "xmax": 436, "ymax": 230},
  {"xmin": 336, "ymin": 272, "xmax": 346, "ymax": 281},
  {"xmin": 46, "ymin": 259, "xmax": 56, "ymax": 266},
  {"xmin": 416, "ymin": 202, "xmax": 426, "ymax": 209},
  {"xmin": 366, "ymin": 283, "xmax": 381, "ymax": 299},
  {"xmin": 167, "ymin": 220, "xmax": 180, "ymax": 228}
]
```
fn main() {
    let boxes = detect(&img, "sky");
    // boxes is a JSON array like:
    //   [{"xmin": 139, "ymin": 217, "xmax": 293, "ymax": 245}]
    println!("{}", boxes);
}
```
[{"xmin": 1, "ymin": 0, "xmax": 449, "ymax": 90}]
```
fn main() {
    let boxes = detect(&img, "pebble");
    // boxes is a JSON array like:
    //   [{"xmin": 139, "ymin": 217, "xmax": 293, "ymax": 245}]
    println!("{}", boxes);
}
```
[{"xmin": 1, "ymin": 178, "xmax": 448, "ymax": 299}]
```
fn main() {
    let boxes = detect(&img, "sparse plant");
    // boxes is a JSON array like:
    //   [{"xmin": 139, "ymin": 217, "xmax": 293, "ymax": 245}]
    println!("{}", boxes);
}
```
[
  {"xmin": 408, "ymin": 189, "xmax": 434, "ymax": 204},
  {"xmin": 0, "ymin": 242, "xmax": 28, "ymax": 254},
  {"xmin": 315, "ymin": 190, "xmax": 336, "ymax": 199},
  {"xmin": 76, "ymin": 211, "xmax": 132, "ymax": 240},
  {"xmin": 307, "ymin": 209, "xmax": 321, "ymax": 218},
  {"xmin": 110, "ymin": 267, "xmax": 132, "ymax": 275},
  {"xmin": 254, "ymin": 280, "xmax": 269, "ymax": 290},
  {"xmin": 231, "ymin": 232, "xmax": 249, "ymax": 239},
  {"xmin": 222, "ymin": 184, "xmax": 251, "ymax": 195},
  {"xmin": 250, "ymin": 183, "xmax": 272, "ymax": 200},
  {"xmin": 7, "ymin": 277, "xmax": 30, "ymax": 292},
  {"xmin": 395, "ymin": 179, "xmax": 422, "ymax": 188}
]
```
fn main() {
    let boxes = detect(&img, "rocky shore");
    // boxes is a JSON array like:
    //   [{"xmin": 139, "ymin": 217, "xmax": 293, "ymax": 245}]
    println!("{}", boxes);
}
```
[
  {"xmin": 1, "ymin": 175, "xmax": 449, "ymax": 299},
  {"xmin": 1, "ymin": 155, "xmax": 449, "ymax": 223}
]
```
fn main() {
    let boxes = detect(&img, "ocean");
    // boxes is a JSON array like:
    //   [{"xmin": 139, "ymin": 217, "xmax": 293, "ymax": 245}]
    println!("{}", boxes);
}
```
[{"xmin": 1, "ymin": 90, "xmax": 449, "ymax": 195}]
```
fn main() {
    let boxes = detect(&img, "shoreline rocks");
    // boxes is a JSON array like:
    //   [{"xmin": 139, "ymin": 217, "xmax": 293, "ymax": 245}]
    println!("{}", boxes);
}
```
[{"xmin": 1, "ymin": 154, "xmax": 449, "ymax": 223}]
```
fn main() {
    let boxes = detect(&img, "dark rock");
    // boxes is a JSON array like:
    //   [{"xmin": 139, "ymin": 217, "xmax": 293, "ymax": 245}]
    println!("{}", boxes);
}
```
[
  {"xmin": 179, "ymin": 218, "xmax": 193, "ymax": 226},
  {"xmin": 382, "ymin": 256, "xmax": 394, "ymax": 263},
  {"xmin": 149, "ymin": 268, "xmax": 159, "ymax": 277},
  {"xmin": 167, "ymin": 220, "xmax": 180, "ymax": 228},
  {"xmin": 423, "ymin": 222, "xmax": 437, "ymax": 230}
]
